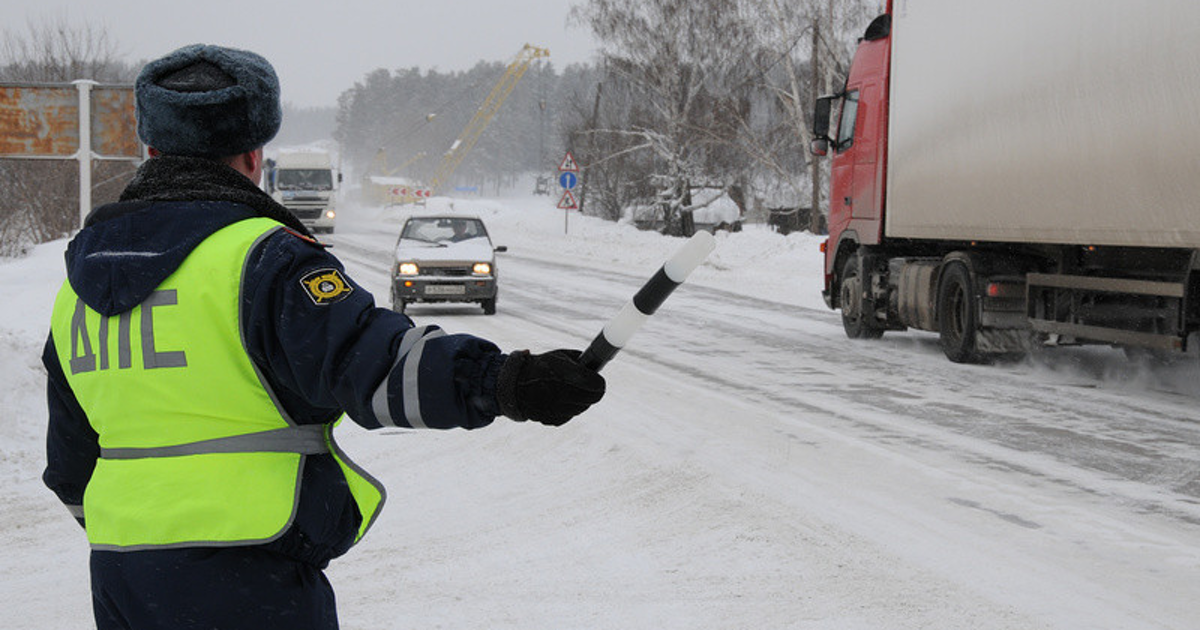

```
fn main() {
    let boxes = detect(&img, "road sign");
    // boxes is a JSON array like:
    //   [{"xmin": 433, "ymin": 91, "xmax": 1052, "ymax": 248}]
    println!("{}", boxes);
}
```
[
  {"xmin": 558, "ymin": 171, "xmax": 577, "ymax": 190},
  {"xmin": 389, "ymin": 187, "xmax": 430, "ymax": 200},
  {"xmin": 556, "ymin": 189, "xmax": 578, "ymax": 210},
  {"xmin": 558, "ymin": 152, "xmax": 579, "ymax": 172}
]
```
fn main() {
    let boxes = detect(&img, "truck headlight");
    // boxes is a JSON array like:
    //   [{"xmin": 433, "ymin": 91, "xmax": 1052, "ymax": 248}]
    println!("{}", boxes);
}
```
[
  {"xmin": 472, "ymin": 262, "xmax": 491, "ymax": 275},
  {"xmin": 398, "ymin": 262, "xmax": 419, "ymax": 275},
  {"xmin": 325, "ymin": 210, "xmax": 336, "ymax": 219}
]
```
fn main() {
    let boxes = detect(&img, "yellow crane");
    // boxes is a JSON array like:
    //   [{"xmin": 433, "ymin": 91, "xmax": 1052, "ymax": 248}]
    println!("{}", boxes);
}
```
[
  {"xmin": 422, "ymin": 43, "xmax": 550, "ymax": 198},
  {"xmin": 370, "ymin": 148, "xmax": 426, "ymax": 177},
  {"xmin": 364, "ymin": 149, "xmax": 428, "ymax": 205}
]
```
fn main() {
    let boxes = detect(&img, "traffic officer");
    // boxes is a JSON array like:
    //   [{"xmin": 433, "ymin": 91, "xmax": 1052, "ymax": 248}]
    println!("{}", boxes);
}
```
[{"xmin": 42, "ymin": 44, "xmax": 605, "ymax": 630}]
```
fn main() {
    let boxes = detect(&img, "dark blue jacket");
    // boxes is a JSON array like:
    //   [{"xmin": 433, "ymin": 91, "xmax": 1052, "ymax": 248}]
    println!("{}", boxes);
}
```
[{"xmin": 43, "ymin": 156, "xmax": 506, "ymax": 567}]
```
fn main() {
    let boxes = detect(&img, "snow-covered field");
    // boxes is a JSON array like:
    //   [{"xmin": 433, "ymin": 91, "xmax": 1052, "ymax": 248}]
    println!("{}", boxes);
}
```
[{"xmin": 3, "ymin": 191, "xmax": 1199, "ymax": 629}]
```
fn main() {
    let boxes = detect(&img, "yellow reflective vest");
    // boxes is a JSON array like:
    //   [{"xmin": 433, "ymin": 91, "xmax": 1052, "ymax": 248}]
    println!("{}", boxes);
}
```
[{"xmin": 49, "ymin": 217, "xmax": 384, "ymax": 550}]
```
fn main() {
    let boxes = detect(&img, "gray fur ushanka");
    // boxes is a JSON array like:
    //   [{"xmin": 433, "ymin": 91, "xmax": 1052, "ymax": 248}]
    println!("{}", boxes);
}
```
[{"xmin": 135, "ymin": 44, "xmax": 281, "ymax": 157}]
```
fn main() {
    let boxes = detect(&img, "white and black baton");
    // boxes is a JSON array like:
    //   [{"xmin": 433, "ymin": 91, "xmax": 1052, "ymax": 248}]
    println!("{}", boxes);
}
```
[{"xmin": 579, "ymin": 230, "xmax": 717, "ymax": 371}]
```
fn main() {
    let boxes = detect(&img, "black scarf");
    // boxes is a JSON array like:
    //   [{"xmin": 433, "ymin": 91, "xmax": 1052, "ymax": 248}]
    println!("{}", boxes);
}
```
[{"xmin": 112, "ymin": 155, "xmax": 314, "ymax": 238}]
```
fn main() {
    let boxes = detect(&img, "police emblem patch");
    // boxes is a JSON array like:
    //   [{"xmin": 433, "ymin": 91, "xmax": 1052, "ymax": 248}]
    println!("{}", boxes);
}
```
[{"xmin": 300, "ymin": 268, "xmax": 354, "ymax": 305}]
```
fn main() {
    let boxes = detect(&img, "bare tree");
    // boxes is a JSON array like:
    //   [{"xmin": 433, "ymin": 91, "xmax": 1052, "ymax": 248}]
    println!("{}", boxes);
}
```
[
  {"xmin": 725, "ymin": 0, "xmax": 875, "ymax": 233},
  {"xmin": 0, "ymin": 15, "xmax": 130, "ymax": 83},
  {"xmin": 568, "ymin": 0, "xmax": 876, "ymax": 235},
  {"xmin": 561, "ymin": 73, "xmax": 658, "ymax": 222},
  {"xmin": 571, "ymin": 0, "xmax": 764, "ymax": 236}
]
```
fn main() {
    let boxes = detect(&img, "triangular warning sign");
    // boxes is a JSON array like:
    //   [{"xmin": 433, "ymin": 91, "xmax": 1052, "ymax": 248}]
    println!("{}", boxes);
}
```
[
  {"xmin": 556, "ymin": 189, "xmax": 578, "ymax": 210},
  {"xmin": 558, "ymin": 152, "xmax": 579, "ymax": 172}
]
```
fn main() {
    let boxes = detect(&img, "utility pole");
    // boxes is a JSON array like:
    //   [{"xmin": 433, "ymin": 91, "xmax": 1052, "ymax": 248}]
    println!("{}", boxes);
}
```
[
  {"xmin": 539, "ymin": 99, "xmax": 547, "ymax": 164},
  {"xmin": 809, "ymin": 17, "xmax": 822, "ymax": 234},
  {"xmin": 827, "ymin": 0, "xmax": 836, "ymax": 95},
  {"xmin": 578, "ymin": 80, "xmax": 603, "ymax": 217},
  {"xmin": 538, "ymin": 63, "xmax": 547, "ymax": 171}
]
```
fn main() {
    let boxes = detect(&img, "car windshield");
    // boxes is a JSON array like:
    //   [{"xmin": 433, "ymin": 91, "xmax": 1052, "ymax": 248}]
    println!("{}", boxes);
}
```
[
  {"xmin": 276, "ymin": 169, "xmax": 333, "ymax": 191},
  {"xmin": 400, "ymin": 218, "xmax": 489, "ymax": 244}
]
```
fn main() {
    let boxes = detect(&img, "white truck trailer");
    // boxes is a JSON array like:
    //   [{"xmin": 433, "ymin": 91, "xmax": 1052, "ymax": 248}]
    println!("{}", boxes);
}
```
[{"xmin": 812, "ymin": 0, "xmax": 1200, "ymax": 363}]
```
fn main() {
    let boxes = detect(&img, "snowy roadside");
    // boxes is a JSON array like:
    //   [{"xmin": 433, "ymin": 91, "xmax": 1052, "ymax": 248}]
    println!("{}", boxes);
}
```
[
  {"xmin": 344, "ymin": 193, "xmax": 830, "ymax": 312},
  {"xmin": 0, "ymin": 194, "xmax": 832, "ymax": 628},
  {"xmin": 5, "ymin": 194, "xmax": 1199, "ymax": 629}
]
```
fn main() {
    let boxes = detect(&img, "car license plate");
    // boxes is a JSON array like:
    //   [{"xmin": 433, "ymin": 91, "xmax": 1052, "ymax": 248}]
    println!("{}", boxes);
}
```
[{"xmin": 425, "ymin": 284, "xmax": 465, "ymax": 296}]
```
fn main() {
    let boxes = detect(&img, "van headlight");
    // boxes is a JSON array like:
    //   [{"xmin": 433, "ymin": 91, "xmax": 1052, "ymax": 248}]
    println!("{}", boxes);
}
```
[
  {"xmin": 398, "ymin": 262, "xmax": 419, "ymax": 275},
  {"xmin": 472, "ymin": 262, "xmax": 492, "ymax": 275}
]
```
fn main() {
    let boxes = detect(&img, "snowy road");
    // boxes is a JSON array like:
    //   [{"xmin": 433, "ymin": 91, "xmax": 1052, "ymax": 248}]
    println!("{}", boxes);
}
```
[
  {"xmin": 4, "ymin": 197, "xmax": 1199, "ymax": 629},
  {"xmin": 323, "ymin": 205, "xmax": 1200, "ymax": 629}
]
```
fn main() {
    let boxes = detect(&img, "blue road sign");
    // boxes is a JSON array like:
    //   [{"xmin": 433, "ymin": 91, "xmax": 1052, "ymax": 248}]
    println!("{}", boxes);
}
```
[{"xmin": 558, "ymin": 171, "xmax": 578, "ymax": 190}]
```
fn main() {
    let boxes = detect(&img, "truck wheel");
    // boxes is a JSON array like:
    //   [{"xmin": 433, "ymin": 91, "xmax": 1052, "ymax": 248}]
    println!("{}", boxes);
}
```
[
  {"xmin": 938, "ymin": 262, "xmax": 985, "ymax": 363},
  {"xmin": 839, "ymin": 256, "xmax": 885, "ymax": 339},
  {"xmin": 481, "ymin": 297, "xmax": 497, "ymax": 315}
]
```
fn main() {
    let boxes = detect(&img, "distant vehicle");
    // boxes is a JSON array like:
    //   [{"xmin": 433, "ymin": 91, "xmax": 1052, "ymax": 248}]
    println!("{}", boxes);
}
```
[
  {"xmin": 391, "ymin": 214, "xmax": 507, "ymax": 315},
  {"xmin": 264, "ymin": 149, "xmax": 341, "ymax": 234}
]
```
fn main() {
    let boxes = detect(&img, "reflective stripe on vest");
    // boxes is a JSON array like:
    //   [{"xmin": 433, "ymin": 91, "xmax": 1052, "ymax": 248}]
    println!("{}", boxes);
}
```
[
  {"xmin": 50, "ymin": 217, "xmax": 385, "ymax": 550},
  {"xmin": 99, "ymin": 424, "xmax": 330, "ymax": 459}
]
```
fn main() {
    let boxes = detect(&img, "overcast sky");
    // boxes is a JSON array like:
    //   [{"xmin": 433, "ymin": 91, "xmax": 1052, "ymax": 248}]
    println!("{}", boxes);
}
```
[{"xmin": 3, "ymin": 0, "xmax": 600, "ymax": 108}]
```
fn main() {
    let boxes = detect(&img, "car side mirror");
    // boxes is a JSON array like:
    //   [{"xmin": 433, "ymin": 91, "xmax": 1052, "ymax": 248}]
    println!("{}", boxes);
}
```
[
  {"xmin": 810, "ymin": 138, "xmax": 829, "ymax": 157},
  {"xmin": 494, "ymin": 245, "xmax": 508, "ymax": 253}
]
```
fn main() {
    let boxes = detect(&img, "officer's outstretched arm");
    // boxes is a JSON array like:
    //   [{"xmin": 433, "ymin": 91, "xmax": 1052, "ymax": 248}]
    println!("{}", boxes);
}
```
[{"xmin": 244, "ymin": 231, "xmax": 506, "ymax": 430}]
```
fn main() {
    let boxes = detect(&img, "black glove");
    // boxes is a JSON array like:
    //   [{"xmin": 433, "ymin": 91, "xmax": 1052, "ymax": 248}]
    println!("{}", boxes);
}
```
[{"xmin": 496, "ymin": 349, "xmax": 606, "ymax": 426}]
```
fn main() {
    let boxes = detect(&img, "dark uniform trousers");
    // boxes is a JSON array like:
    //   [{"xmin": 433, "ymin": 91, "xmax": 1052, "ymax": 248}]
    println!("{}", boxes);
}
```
[{"xmin": 90, "ymin": 547, "xmax": 338, "ymax": 629}]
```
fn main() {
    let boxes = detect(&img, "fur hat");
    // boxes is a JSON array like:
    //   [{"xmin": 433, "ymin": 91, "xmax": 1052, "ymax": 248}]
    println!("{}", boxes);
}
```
[{"xmin": 135, "ymin": 44, "xmax": 281, "ymax": 158}]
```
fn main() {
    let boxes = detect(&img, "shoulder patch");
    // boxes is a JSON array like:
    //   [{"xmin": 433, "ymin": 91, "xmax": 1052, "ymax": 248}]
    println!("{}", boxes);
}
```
[{"xmin": 300, "ymin": 268, "xmax": 354, "ymax": 305}]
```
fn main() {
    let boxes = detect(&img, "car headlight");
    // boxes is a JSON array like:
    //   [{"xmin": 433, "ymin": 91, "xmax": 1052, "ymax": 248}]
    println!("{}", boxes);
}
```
[
  {"xmin": 398, "ymin": 262, "xmax": 419, "ymax": 275},
  {"xmin": 472, "ymin": 262, "xmax": 492, "ymax": 275}
]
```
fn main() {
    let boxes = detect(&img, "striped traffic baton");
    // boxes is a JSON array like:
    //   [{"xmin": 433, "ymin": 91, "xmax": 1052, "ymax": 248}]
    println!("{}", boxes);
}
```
[{"xmin": 579, "ymin": 230, "xmax": 717, "ymax": 371}]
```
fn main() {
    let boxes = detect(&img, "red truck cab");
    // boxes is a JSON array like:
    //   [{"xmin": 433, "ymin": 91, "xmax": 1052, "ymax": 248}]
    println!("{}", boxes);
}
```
[{"xmin": 813, "ymin": 10, "xmax": 893, "ymax": 308}]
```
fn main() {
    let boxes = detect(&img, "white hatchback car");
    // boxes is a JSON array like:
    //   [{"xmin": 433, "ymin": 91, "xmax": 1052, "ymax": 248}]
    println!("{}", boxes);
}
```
[{"xmin": 390, "ymin": 214, "xmax": 506, "ymax": 314}]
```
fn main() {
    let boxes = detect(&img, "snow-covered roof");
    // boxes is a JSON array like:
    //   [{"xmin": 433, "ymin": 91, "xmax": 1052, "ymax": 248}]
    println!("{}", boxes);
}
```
[
  {"xmin": 367, "ymin": 176, "xmax": 418, "ymax": 186},
  {"xmin": 623, "ymin": 191, "xmax": 742, "ymax": 224},
  {"xmin": 690, "ymin": 191, "xmax": 742, "ymax": 224}
]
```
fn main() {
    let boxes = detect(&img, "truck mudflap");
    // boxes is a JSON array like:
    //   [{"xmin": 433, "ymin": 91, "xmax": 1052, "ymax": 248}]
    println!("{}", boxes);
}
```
[{"xmin": 973, "ymin": 328, "xmax": 1031, "ymax": 355}]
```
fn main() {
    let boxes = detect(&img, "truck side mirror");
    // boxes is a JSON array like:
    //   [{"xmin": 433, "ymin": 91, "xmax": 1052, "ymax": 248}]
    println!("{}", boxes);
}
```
[
  {"xmin": 812, "ymin": 95, "xmax": 840, "ymax": 157},
  {"xmin": 813, "ymin": 95, "xmax": 835, "ymax": 138},
  {"xmin": 811, "ymin": 96, "xmax": 830, "ymax": 135}
]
